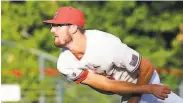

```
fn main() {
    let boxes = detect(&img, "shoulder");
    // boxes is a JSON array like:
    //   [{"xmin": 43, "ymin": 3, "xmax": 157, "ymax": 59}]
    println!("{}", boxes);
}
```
[
  {"xmin": 86, "ymin": 29, "xmax": 123, "ymax": 46},
  {"xmin": 86, "ymin": 30, "xmax": 120, "ymax": 40},
  {"xmin": 57, "ymin": 48, "xmax": 78, "ymax": 74},
  {"xmin": 57, "ymin": 48, "xmax": 74, "ymax": 64}
]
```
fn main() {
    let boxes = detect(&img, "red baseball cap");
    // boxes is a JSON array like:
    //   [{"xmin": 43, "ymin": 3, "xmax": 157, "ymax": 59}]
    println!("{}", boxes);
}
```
[{"xmin": 44, "ymin": 6, "xmax": 85, "ymax": 27}]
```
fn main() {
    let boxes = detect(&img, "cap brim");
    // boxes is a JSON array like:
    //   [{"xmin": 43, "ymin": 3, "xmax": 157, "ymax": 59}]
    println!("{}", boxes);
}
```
[{"xmin": 43, "ymin": 19, "xmax": 61, "ymax": 24}]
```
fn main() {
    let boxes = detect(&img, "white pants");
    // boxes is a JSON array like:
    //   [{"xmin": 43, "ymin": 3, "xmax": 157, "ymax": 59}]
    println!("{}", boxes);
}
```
[{"xmin": 121, "ymin": 71, "xmax": 183, "ymax": 103}]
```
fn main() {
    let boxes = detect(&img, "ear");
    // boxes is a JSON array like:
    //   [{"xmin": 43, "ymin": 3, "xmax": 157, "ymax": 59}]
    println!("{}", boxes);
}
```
[{"xmin": 69, "ymin": 25, "xmax": 78, "ymax": 34}]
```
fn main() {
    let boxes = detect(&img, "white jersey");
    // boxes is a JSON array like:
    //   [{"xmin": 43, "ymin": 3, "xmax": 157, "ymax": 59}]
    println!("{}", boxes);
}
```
[
  {"xmin": 57, "ymin": 30, "xmax": 183, "ymax": 103},
  {"xmin": 57, "ymin": 30, "xmax": 141, "ymax": 83}
]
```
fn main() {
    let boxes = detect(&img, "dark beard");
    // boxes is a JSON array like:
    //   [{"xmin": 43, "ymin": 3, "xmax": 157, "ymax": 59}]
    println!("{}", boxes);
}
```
[
  {"xmin": 54, "ymin": 43, "xmax": 65, "ymax": 48},
  {"xmin": 54, "ymin": 34, "xmax": 72, "ymax": 48}
]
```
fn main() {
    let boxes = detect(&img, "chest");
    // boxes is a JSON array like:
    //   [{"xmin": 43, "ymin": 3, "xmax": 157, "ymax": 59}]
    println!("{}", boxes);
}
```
[
  {"xmin": 78, "ymin": 38, "xmax": 117, "ymax": 75},
  {"xmin": 80, "ymin": 54, "xmax": 115, "ymax": 76}
]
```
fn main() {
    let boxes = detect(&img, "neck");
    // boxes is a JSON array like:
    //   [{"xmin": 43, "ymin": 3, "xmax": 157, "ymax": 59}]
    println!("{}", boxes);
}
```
[{"xmin": 66, "ymin": 32, "xmax": 86, "ymax": 60}]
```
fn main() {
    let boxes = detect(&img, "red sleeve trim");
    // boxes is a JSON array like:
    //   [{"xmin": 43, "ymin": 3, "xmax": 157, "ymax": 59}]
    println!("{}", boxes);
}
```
[{"xmin": 75, "ymin": 70, "xmax": 89, "ymax": 84}]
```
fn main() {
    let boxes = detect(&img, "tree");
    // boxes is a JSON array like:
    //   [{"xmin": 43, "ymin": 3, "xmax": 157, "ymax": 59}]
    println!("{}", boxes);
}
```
[{"xmin": 2, "ymin": 1, "xmax": 183, "ymax": 103}]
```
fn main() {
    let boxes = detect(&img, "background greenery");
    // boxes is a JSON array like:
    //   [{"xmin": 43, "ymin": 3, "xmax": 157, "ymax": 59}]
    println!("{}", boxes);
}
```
[{"xmin": 1, "ymin": 1, "xmax": 183, "ymax": 103}]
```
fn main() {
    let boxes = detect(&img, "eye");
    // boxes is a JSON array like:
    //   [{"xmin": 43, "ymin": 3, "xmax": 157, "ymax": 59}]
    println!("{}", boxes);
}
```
[
  {"xmin": 51, "ymin": 24, "xmax": 60, "ymax": 27},
  {"xmin": 51, "ymin": 24, "xmax": 72, "ymax": 27}
]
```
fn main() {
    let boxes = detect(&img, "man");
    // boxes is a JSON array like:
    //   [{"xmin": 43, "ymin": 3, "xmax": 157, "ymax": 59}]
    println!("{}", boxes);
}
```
[{"xmin": 44, "ymin": 6, "xmax": 183, "ymax": 103}]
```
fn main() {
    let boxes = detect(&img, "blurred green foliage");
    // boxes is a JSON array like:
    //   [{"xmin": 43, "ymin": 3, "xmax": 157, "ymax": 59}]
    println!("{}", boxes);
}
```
[{"xmin": 1, "ymin": 1, "xmax": 183, "ymax": 103}]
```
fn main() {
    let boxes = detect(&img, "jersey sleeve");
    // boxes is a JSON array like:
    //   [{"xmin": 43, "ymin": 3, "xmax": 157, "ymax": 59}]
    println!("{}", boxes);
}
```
[
  {"xmin": 112, "ymin": 38, "xmax": 142, "ymax": 73},
  {"xmin": 57, "ymin": 50, "xmax": 88, "ymax": 83}
]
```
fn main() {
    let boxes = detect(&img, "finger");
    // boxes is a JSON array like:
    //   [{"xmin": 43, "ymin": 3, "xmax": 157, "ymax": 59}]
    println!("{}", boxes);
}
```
[
  {"xmin": 165, "ymin": 88, "xmax": 171, "ymax": 92},
  {"xmin": 161, "ymin": 93, "xmax": 168, "ymax": 98},
  {"xmin": 164, "ymin": 86, "xmax": 171, "ymax": 91},
  {"xmin": 158, "ymin": 96, "xmax": 165, "ymax": 100},
  {"xmin": 163, "ymin": 89, "xmax": 171, "ymax": 94},
  {"xmin": 155, "ymin": 94, "xmax": 164, "ymax": 100}
]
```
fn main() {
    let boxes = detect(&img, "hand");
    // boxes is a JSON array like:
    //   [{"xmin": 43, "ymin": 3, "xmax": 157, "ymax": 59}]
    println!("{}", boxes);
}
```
[
  {"xmin": 127, "ymin": 97, "xmax": 140, "ymax": 103},
  {"xmin": 150, "ymin": 84, "xmax": 171, "ymax": 100}
]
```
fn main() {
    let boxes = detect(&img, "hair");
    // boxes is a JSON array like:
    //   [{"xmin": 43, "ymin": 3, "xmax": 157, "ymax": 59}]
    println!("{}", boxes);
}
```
[{"xmin": 77, "ymin": 26, "xmax": 85, "ymax": 34}]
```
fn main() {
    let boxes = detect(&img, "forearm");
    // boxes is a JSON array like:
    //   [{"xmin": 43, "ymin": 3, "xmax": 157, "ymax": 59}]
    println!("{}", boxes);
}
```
[
  {"xmin": 106, "ymin": 80, "xmax": 152, "ymax": 95},
  {"xmin": 82, "ymin": 70, "xmax": 153, "ymax": 95},
  {"xmin": 83, "ymin": 76, "xmax": 153, "ymax": 95},
  {"xmin": 82, "ymin": 70, "xmax": 170, "ymax": 100}
]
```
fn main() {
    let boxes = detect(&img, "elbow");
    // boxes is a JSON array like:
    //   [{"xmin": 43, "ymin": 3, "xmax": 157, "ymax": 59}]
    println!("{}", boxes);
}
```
[
  {"xmin": 140, "ymin": 57, "xmax": 155, "ymax": 73},
  {"xmin": 140, "ymin": 58, "xmax": 155, "ymax": 82},
  {"xmin": 149, "ymin": 64, "xmax": 155, "ymax": 73},
  {"xmin": 146, "ymin": 59, "xmax": 155, "ymax": 73}
]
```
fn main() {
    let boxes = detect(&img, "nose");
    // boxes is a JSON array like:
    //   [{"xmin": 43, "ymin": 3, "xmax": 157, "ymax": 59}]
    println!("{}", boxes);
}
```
[{"xmin": 51, "ymin": 27, "xmax": 55, "ymax": 33}]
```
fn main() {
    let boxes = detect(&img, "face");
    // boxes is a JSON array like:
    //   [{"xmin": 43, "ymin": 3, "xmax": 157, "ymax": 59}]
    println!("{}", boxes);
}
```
[{"xmin": 50, "ymin": 24, "xmax": 72, "ymax": 47}]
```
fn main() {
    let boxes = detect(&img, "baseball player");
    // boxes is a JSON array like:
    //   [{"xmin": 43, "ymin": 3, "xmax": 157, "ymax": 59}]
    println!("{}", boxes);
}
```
[{"xmin": 44, "ymin": 6, "xmax": 183, "ymax": 103}]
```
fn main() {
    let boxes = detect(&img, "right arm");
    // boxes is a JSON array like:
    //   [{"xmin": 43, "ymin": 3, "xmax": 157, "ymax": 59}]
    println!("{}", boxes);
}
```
[{"xmin": 80, "ymin": 70, "xmax": 170, "ymax": 100}]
